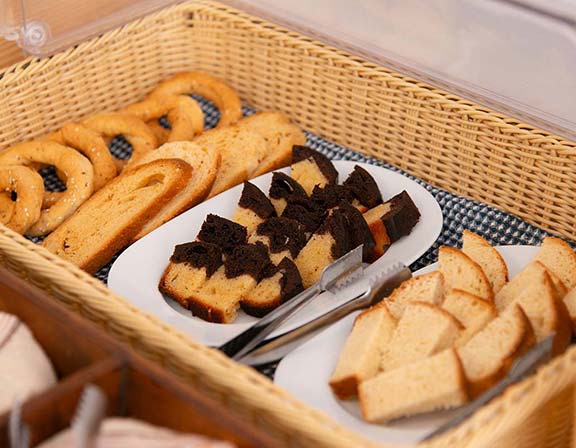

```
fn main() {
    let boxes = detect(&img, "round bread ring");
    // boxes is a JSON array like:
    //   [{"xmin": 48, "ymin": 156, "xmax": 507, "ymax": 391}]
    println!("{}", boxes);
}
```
[
  {"xmin": 82, "ymin": 113, "xmax": 158, "ymax": 167},
  {"xmin": 122, "ymin": 95, "xmax": 204, "ymax": 145},
  {"xmin": 149, "ymin": 72, "xmax": 242, "ymax": 128},
  {"xmin": 47, "ymin": 123, "xmax": 118, "ymax": 190},
  {"xmin": 0, "ymin": 166, "xmax": 45, "ymax": 234},
  {"xmin": 0, "ymin": 141, "xmax": 94, "ymax": 236}
]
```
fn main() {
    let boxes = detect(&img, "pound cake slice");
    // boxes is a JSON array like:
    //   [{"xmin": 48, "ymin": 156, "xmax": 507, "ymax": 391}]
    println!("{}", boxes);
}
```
[
  {"xmin": 197, "ymin": 214, "xmax": 247, "ymax": 255},
  {"xmin": 334, "ymin": 202, "xmax": 375, "ymax": 261},
  {"xmin": 232, "ymin": 181, "xmax": 276, "ymax": 235},
  {"xmin": 158, "ymin": 242, "xmax": 222, "ymax": 308},
  {"xmin": 383, "ymin": 272, "xmax": 444, "ymax": 320},
  {"xmin": 281, "ymin": 195, "xmax": 327, "ymax": 235},
  {"xmin": 535, "ymin": 236, "xmax": 576, "ymax": 290},
  {"xmin": 462, "ymin": 230, "xmax": 508, "ymax": 293},
  {"xmin": 439, "ymin": 246, "xmax": 494, "ymax": 301},
  {"xmin": 194, "ymin": 125, "xmax": 268, "ymax": 198},
  {"xmin": 359, "ymin": 349, "xmax": 468, "ymax": 424},
  {"xmin": 241, "ymin": 257, "xmax": 304, "ymax": 317},
  {"xmin": 507, "ymin": 267, "xmax": 571, "ymax": 354},
  {"xmin": 42, "ymin": 159, "xmax": 191, "ymax": 274},
  {"xmin": 248, "ymin": 217, "xmax": 307, "ymax": 264},
  {"xmin": 495, "ymin": 261, "xmax": 563, "ymax": 311},
  {"xmin": 187, "ymin": 243, "xmax": 270, "ymax": 323},
  {"xmin": 268, "ymin": 172, "xmax": 307, "ymax": 215},
  {"xmin": 457, "ymin": 304, "xmax": 534, "ymax": 397},
  {"xmin": 237, "ymin": 112, "xmax": 307, "ymax": 176},
  {"xmin": 290, "ymin": 146, "xmax": 338, "ymax": 195},
  {"xmin": 330, "ymin": 306, "xmax": 397, "ymax": 400},
  {"xmin": 126, "ymin": 141, "xmax": 221, "ymax": 241},
  {"xmin": 362, "ymin": 191, "xmax": 421, "ymax": 261},
  {"xmin": 295, "ymin": 209, "xmax": 350, "ymax": 288},
  {"xmin": 442, "ymin": 289, "xmax": 497, "ymax": 346},
  {"xmin": 380, "ymin": 302, "xmax": 462, "ymax": 372},
  {"xmin": 310, "ymin": 184, "xmax": 354, "ymax": 210},
  {"xmin": 343, "ymin": 165, "xmax": 383, "ymax": 212}
]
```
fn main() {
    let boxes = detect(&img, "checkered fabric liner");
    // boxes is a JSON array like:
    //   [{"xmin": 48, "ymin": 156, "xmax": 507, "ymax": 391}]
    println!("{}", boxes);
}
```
[{"xmin": 29, "ymin": 96, "xmax": 561, "ymax": 377}]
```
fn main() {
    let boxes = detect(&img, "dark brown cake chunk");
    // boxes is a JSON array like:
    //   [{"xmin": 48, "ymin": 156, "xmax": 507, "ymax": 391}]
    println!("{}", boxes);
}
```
[
  {"xmin": 237, "ymin": 181, "xmax": 276, "ymax": 219},
  {"xmin": 334, "ymin": 202, "xmax": 376, "ymax": 261},
  {"xmin": 224, "ymin": 242, "xmax": 271, "ymax": 280},
  {"xmin": 291, "ymin": 146, "xmax": 338, "ymax": 194},
  {"xmin": 281, "ymin": 196, "xmax": 327, "ymax": 234},
  {"xmin": 381, "ymin": 191, "xmax": 420, "ymax": 243},
  {"xmin": 241, "ymin": 257, "xmax": 304, "ymax": 317},
  {"xmin": 268, "ymin": 172, "xmax": 307, "ymax": 215},
  {"xmin": 253, "ymin": 217, "xmax": 307, "ymax": 259},
  {"xmin": 197, "ymin": 214, "xmax": 247, "ymax": 254},
  {"xmin": 170, "ymin": 241, "xmax": 223, "ymax": 276},
  {"xmin": 311, "ymin": 184, "xmax": 354, "ymax": 210},
  {"xmin": 343, "ymin": 165, "xmax": 383, "ymax": 210}
]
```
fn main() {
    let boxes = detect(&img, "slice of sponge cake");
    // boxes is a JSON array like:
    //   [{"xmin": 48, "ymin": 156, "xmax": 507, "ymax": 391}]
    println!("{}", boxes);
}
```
[
  {"xmin": 380, "ymin": 302, "xmax": 462, "ymax": 372},
  {"xmin": 438, "ymin": 246, "xmax": 494, "ymax": 302},
  {"xmin": 359, "ymin": 349, "xmax": 468, "ymax": 423},
  {"xmin": 383, "ymin": 271, "xmax": 444, "ymax": 320},
  {"xmin": 462, "ymin": 230, "xmax": 508, "ymax": 293},
  {"xmin": 329, "ymin": 306, "xmax": 397, "ymax": 400}
]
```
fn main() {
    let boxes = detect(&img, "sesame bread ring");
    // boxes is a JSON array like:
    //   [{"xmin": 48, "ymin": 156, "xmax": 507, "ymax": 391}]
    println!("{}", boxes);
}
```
[
  {"xmin": 82, "ymin": 113, "xmax": 158, "ymax": 167},
  {"xmin": 0, "ymin": 166, "xmax": 43, "ymax": 234},
  {"xmin": 150, "ymin": 72, "xmax": 242, "ymax": 128},
  {"xmin": 0, "ymin": 141, "xmax": 94, "ymax": 236},
  {"xmin": 123, "ymin": 95, "xmax": 204, "ymax": 145}
]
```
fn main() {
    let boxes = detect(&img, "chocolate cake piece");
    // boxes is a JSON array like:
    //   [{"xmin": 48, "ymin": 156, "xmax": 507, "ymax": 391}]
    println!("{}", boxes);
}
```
[
  {"xmin": 241, "ymin": 257, "xmax": 304, "ymax": 317},
  {"xmin": 311, "ymin": 184, "xmax": 354, "ymax": 210},
  {"xmin": 249, "ymin": 217, "xmax": 307, "ymax": 264},
  {"xmin": 334, "ymin": 202, "xmax": 375, "ymax": 262},
  {"xmin": 186, "ymin": 243, "xmax": 271, "ymax": 323},
  {"xmin": 343, "ymin": 165, "xmax": 383, "ymax": 211},
  {"xmin": 233, "ymin": 181, "xmax": 276, "ymax": 234},
  {"xmin": 295, "ymin": 210, "xmax": 351, "ymax": 288},
  {"xmin": 362, "ymin": 190, "xmax": 420, "ymax": 261},
  {"xmin": 268, "ymin": 172, "xmax": 307, "ymax": 215},
  {"xmin": 197, "ymin": 214, "xmax": 247, "ymax": 254},
  {"xmin": 291, "ymin": 146, "xmax": 338, "ymax": 195},
  {"xmin": 281, "ymin": 196, "xmax": 327, "ymax": 234},
  {"xmin": 158, "ymin": 242, "xmax": 223, "ymax": 308}
]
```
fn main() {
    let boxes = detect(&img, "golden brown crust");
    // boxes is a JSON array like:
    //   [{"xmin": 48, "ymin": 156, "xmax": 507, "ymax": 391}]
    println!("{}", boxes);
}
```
[
  {"xmin": 0, "ymin": 166, "xmax": 44, "ymax": 234},
  {"xmin": 329, "ymin": 375, "xmax": 359, "ymax": 401},
  {"xmin": 0, "ymin": 140, "xmax": 95, "ymax": 236},
  {"xmin": 150, "ymin": 71, "xmax": 242, "ymax": 128},
  {"xmin": 42, "ymin": 159, "xmax": 191, "ymax": 274}
]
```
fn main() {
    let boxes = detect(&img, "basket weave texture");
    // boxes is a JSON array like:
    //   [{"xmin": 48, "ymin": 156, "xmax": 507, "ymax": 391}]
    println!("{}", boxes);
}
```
[{"xmin": 1, "ymin": 1, "xmax": 576, "ymax": 447}]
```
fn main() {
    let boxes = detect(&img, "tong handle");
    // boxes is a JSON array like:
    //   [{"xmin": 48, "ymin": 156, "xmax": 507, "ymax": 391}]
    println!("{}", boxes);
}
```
[{"xmin": 219, "ymin": 284, "xmax": 320, "ymax": 359}]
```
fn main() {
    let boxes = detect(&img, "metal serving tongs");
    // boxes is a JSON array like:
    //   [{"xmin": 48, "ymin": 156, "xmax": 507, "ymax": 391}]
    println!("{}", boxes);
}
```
[
  {"xmin": 219, "ymin": 245, "xmax": 365, "ymax": 360},
  {"xmin": 238, "ymin": 262, "xmax": 412, "ymax": 366},
  {"xmin": 422, "ymin": 333, "xmax": 555, "ymax": 442}
]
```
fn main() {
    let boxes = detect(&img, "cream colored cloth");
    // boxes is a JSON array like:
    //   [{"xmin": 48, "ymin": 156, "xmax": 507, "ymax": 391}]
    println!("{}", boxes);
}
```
[
  {"xmin": 0, "ymin": 312, "xmax": 57, "ymax": 414},
  {"xmin": 38, "ymin": 418, "xmax": 237, "ymax": 447}
]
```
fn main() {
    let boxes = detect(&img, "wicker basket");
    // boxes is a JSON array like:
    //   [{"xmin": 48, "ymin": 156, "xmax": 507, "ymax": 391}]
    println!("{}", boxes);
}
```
[{"xmin": 1, "ymin": 1, "xmax": 576, "ymax": 447}]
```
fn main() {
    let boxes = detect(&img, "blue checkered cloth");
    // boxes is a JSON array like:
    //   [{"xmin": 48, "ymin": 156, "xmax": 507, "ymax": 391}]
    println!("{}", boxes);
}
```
[{"xmin": 31, "ymin": 97, "xmax": 559, "ymax": 377}]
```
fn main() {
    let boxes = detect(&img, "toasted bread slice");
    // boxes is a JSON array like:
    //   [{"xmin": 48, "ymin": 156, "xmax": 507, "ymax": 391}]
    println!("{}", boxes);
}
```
[
  {"xmin": 194, "ymin": 125, "xmax": 268, "ymax": 198},
  {"xmin": 495, "ymin": 261, "xmax": 561, "ymax": 311},
  {"xmin": 237, "ymin": 112, "xmax": 307, "ymax": 176},
  {"xmin": 457, "ymin": 305, "xmax": 534, "ymax": 397},
  {"xmin": 42, "ymin": 159, "xmax": 191, "ymax": 274},
  {"xmin": 359, "ymin": 349, "xmax": 468, "ymax": 423},
  {"xmin": 462, "ymin": 230, "xmax": 508, "ymax": 293},
  {"xmin": 509, "ymin": 267, "xmax": 571, "ymax": 354},
  {"xmin": 438, "ymin": 246, "xmax": 494, "ymax": 301},
  {"xmin": 535, "ymin": 236, "xmax": 576, "ymax": 290},
  {"xmin": 383, "ymin": 272, "xmax": 444, "ymax": 320},
  {"xmin": 380, "ymin": 302, "xmax": 462, "ymax": 372},
  {"xmin": 442, "ymin": 289, "xmax": 497, "ymax": 346},
  {"xmin": 329, "ymin": 306, "xmax": 397, "ymax": 400},
  {"xmin": 563, "ymin": 287, "xmax": 576, "ymax": 332},
  {"xmin": 126, "ymin": 141, "xmax": 220, "ymax": 241}
]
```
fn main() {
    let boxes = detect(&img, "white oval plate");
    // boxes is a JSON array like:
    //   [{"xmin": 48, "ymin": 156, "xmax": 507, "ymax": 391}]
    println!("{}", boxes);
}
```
[
  {"xmin": 108, "ymin": 161, "xmax": 443, "ymax": 346},
  {"xmin": 274, "ymin": 245, "xmax": 539, "ymax": 445}
]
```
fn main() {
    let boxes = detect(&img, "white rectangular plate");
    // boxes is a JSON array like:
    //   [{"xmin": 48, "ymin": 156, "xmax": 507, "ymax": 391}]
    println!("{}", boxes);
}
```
[
  {"xmin": 274, "ymin": 245, "xmax": 539, "ymax": 445},
  {"xmin": 108, "ymin": 161, "xmax": 443, "ymax": 346}
]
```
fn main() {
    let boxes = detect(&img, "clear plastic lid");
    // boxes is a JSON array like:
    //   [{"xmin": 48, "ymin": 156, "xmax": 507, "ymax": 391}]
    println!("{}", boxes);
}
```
[{"xmin": 2, "ymin": 0, "xmax": 576, "ymax": 139}]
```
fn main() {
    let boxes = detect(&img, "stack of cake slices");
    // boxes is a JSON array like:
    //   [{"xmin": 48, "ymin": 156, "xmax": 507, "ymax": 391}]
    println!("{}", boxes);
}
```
[
  {"xmin": 159, "ymin": 146, "xmax": 421, "ymax": 323},
  {"xmin": 329, "ymin": 232, "xmax": 576, "ymax": 424}
]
